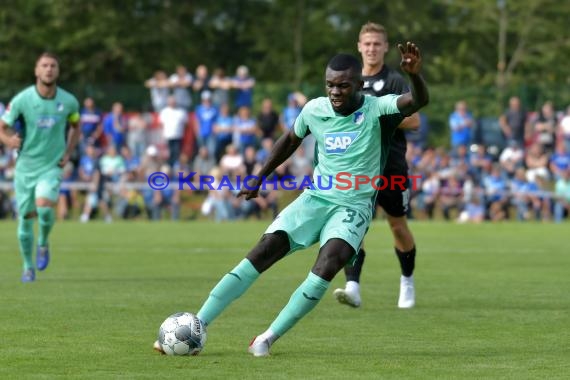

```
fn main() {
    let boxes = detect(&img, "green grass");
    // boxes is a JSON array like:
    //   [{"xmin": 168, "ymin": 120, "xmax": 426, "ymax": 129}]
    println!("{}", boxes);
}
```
[{"xmin": 0, "ymin": 220, "xmax": 568, "ymax": 379}]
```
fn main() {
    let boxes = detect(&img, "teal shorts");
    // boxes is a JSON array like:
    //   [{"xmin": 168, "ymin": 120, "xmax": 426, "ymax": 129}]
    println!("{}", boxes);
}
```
[
  {"xmin": 15, "ymin": 167, "xmax": 63, "ymax": 216},
  {"xmin": 265, "ymin": 191, "xmax": 371, "ymax": 257}
]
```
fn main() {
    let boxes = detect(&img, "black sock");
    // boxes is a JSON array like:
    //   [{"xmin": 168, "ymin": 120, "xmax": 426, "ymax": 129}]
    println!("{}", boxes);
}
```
[
  {"xmin": 345, "ymin": 248, "xmax": 365, "ymax": 283},
  {"xmin": 395, "ymin": 246, "xmax": 416, "ymax": 277}
]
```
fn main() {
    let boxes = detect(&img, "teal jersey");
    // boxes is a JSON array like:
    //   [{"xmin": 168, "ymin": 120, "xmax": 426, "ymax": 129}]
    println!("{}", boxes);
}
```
[
  {"xmin": 294, "ymin": 94, "xmax": 401, "ymax": 215},
  {"xmin": 1, "ymin": 86, "xmax": 80, "ymax": 176}
]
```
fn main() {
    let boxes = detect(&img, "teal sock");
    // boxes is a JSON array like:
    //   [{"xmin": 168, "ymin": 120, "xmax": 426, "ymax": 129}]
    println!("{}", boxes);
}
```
[
  {"xmin": 197, "ymin": 259, "xmax": 260, "ymax": 325},
  {"xmin": 269, "ymin": 272, "xmax": 330, "ymax": 337},
  {"xmin": 37, "ymin": 207, "xmax": 55, "ymax": 247},
  {"xmin": 17, "ymin": 218, "xmax": 34, "ymax": 270}
]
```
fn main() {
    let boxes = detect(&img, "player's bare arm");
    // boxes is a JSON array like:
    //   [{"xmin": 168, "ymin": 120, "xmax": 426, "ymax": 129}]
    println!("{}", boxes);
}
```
[
  {"xmin": 398, "ymin": 113, "xmax": 421, "ymax": 131},
  {"xmin": 0, "ymin": 120, "xmax": 21, "ymax": 149},
  {"xmin": 58, "ymin": 120, "xmax": 80, "ymax": 168},
  {"xmin": 395, "ymin": 42, "xmax": 429, "ymax": 117},
  {"xmin": 237, "ymin": 128, "xmax": 303, "ymax": 200}
]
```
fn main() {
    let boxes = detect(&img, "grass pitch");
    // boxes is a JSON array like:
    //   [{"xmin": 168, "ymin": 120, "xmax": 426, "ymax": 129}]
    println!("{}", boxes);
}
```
[{"xmin": 0, "ymin": 220, "xmax": 568, "ymax": 379}]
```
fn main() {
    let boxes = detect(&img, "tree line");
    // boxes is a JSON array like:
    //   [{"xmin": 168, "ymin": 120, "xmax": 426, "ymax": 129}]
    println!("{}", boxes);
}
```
[{"xmin": 0, "ymin": 0, "xmax": 568, "ymax": 144}]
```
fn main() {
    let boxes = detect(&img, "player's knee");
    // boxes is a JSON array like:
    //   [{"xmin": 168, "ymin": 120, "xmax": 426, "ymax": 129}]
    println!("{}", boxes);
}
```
[
  {"xmin": 391, "ymin": 223, "xmax": 407, "ymax": 239},
  {"xmin": 313, "ymin": 239, "xmax": 354, "ymax": 281},
  {"xmin": 389, "ymin": 220, "xmax": 415, "ymax": 249},
  {"xmin": 37, "ymin": 207, "xmax": 55, "ymax": 224},
  {"xmin": 388, "ymin": 218, "xmax": 409, "ymax": 238},
  {"xmin": 246, "ymin": 232, "xmax": 289, "ymax": 273},
  {"xmin": 22, "ymin": 211, "xmax": 37, "ymax": 219},
  {"xmin": 312, "ymin": 254, "xmax": 344, "ymax": 281},
  {"xmin": 36, "ymin": 198, "xmax": 54, "ymax": 208}
]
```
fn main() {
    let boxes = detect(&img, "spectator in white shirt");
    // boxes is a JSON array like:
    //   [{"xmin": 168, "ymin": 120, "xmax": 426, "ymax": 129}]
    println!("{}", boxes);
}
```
[
  {"xmin": 159, "ymin": 96, "xmax": 188, "ymax": 167},
  {"xmin": 499, "ymin": 140, "xmax": 525, "ymax": 179}
]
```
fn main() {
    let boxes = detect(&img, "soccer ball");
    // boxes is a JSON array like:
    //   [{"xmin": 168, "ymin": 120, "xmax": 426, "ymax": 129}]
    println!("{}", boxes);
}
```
[{"xmin": 157, "ymin": 312, "xmax": 207, "ymax": 356}]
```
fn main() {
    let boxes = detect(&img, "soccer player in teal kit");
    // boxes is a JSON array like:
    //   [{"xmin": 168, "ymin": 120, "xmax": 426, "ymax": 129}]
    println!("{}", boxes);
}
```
[
  {"xmin": 0, "ymin": 52, "xmax": 80, "ymax": 282},
  {"xmin": 154, "ymin": 42, "xmax": 429, "ymax": 356}
]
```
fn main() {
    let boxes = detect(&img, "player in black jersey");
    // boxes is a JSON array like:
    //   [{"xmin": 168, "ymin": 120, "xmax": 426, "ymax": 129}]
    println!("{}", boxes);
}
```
[{"xmin": 334, "ymin": 22, "xmax": 420, "ymax": 309}]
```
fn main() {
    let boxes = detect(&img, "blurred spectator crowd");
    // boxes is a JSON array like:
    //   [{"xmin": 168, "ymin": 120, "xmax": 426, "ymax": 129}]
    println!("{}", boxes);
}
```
[
  {"xmin": 0, "ymin": 63, "xmax": 310, "ymax": 223},
  {"xmin": 410, "ymin": 97, "xmax": 570, "ymax": 223},
  {"xmin": 0, "ymin": 63, "xmax": 569, "ymax": 224}
]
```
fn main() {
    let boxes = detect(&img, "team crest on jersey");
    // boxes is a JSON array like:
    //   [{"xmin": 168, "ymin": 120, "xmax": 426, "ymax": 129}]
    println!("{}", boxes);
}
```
[
  {"xmin": 324, "ymin": 131, "xmax": 360, "ymax": 154},
  {"xmin": 56, "ymin": 102, "xmax": 64, "ymax": 112},
  {"xmin": 353, "ymin": 111, "xmax": 364, "ymax": 125},
  {"xmin": 373, "ymin": 80, "xmax": 385, "ymax": 92}
]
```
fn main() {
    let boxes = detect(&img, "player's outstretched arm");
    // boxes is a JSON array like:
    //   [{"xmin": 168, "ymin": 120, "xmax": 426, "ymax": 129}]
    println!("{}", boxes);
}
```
[
  {"xmin": 237, "ymin": 129, "xmax": 303, "ymax": 200},
  {"xmin": 396, "ymin": 42, "xmax": 429, "ymax": 117},
  {"xmin": 0, "ymin": 120, "xmax": 21, "ymax": 149}
]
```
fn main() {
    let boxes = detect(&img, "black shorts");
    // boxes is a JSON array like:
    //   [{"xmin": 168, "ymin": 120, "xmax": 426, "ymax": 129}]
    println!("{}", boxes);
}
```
[{"xmin": 375, "ymin": 175, "xmax": 411, "ymax": 217}]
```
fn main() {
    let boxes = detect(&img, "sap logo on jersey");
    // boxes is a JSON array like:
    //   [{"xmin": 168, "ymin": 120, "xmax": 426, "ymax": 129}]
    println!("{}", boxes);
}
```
[
  {"xmin": 324, "ymin": 131, "xmax": 360, "ymax": 154},
  {"xmin": 37, "ymin": 115, "xmax": 59, "ymax": 129}
]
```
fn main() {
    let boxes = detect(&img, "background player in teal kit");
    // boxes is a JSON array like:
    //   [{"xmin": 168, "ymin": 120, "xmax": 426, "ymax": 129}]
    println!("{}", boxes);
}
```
[
  {"xmin": 154, "ymin": 42, "xmax": 428, "ymax": 356},
  {"xmin": 0, "ymin": 52, "xmax": 81, "ymax": 283}
]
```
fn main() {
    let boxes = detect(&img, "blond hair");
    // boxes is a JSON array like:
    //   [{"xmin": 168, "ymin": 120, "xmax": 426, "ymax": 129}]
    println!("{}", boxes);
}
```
[{"xmin": 359, "ymin": 22, "xmax": 388, "ymax": 41}]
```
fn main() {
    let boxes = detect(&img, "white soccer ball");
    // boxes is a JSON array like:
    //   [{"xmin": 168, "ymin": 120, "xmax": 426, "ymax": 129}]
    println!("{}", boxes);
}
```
[{"xmin": 157, "ymin": 312, "xmax": 207, "ymax": 356}]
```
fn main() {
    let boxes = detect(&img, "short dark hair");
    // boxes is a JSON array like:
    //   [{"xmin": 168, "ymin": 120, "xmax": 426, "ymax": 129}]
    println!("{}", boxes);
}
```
[
  {"xmin": 327, "ymin": 53, "xmax": 362, "ymax": 73},
  {"xmin": 36, "ymin": 52, "xmax": 60, "ymax": 65}
]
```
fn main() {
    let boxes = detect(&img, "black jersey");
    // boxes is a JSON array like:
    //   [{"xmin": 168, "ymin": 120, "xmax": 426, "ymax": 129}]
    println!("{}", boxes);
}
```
[{"xmin": 363, "ymin": 65, "xmax": 409, "ymax": 175}]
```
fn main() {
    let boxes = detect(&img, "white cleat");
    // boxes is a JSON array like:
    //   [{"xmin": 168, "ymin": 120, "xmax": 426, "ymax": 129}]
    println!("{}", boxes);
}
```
[
  {"xmin": 248, "ymin": 336, "xmax": 271, "ymax": 357},
  {"xmin": 333, "ymin": 288, "xmax": 361, "ymax": 308},
  {"xmin": 398, "ymin": 275, "xmax": 415, "ymax": 309}
]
